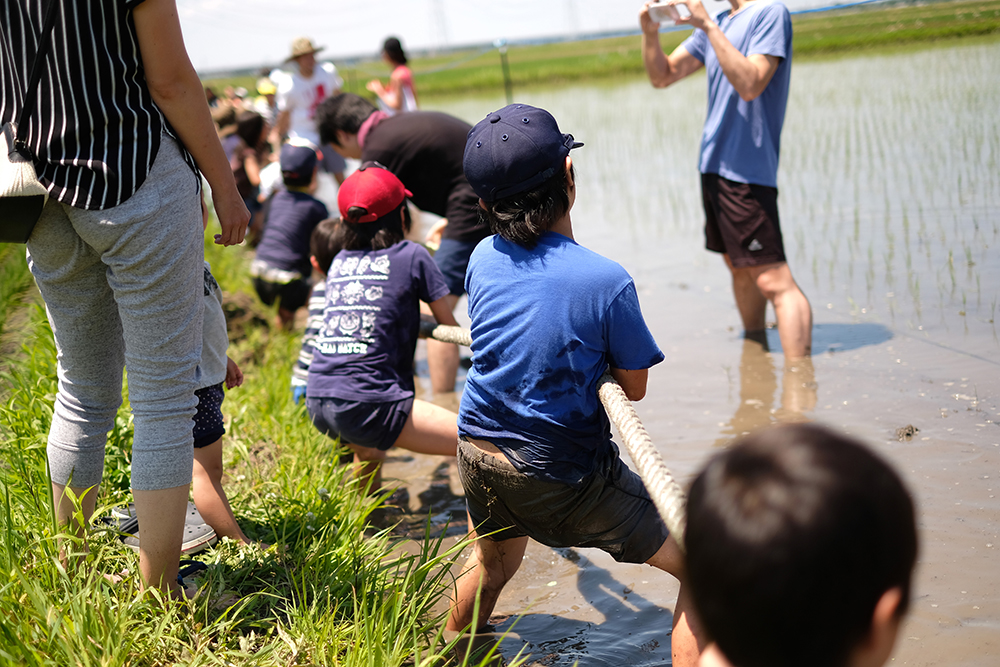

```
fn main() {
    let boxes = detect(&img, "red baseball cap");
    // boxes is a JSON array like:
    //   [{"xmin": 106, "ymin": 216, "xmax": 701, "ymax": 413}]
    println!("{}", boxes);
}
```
[{"xmin": 337, "ymin": 162, "xmax": 412, "ymax": 223}]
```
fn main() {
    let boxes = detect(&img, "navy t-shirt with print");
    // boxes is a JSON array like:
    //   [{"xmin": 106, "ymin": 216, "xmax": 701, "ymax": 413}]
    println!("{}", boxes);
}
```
[{"xmin": 307, "ymin": 241, "xmax": 450, "ymax": 402}]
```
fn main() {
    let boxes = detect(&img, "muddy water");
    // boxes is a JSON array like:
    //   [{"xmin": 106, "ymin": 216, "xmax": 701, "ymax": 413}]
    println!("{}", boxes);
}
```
[{"xmin": 383, "ymin": 40, "xmax": 1000, "ymax": 665}]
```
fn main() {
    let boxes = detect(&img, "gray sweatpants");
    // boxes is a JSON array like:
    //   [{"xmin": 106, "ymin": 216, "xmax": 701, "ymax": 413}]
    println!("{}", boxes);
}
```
[{"xmin": 26, "ymin": 134, "xmax": 204, "ymax": 491}]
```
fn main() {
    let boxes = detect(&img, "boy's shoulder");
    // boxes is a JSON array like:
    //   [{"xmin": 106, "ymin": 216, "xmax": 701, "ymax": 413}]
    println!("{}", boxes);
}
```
[
  {"xmin": 273, "ymin": 189, "xmax": 328, "ymax": 215},
  {"xmin": 478, "ymin": 232, "xmax": 631, "ymax": 277}
]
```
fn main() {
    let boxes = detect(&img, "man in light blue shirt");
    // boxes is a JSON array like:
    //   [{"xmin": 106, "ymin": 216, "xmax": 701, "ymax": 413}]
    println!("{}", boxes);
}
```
[{"xmin": 641, "ymin": 0, "xmax": 812, "ymax": 359}]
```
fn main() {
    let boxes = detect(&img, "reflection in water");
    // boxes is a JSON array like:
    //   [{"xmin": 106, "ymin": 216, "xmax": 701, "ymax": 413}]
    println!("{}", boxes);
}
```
[
  {"xmin": 715, "ymin": 339, "xmax": 817, "ymax": 447},
  {"xmin": 427, "ymin": 42, "xmax": 1000, "ymax": 667},
  {"xmin": 436, "ymin": 42, "xmax": 1000, "ymax": 363}
]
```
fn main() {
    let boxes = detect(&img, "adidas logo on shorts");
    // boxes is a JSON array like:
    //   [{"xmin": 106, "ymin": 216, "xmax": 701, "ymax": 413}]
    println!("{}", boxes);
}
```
[{"xmin": 748, "ymin": 239, "xmax": 764, "ymax": 252}]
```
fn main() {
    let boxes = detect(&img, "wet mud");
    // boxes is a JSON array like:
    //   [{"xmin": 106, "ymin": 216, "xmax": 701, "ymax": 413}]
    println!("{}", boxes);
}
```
[{"xmin": 379, "ymin": 40, "xmax": 1000, "ymax": 666}]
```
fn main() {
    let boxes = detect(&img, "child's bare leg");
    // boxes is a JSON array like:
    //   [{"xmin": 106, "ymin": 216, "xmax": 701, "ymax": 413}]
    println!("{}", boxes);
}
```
[
  {"xmin": 51, "ymin": 483, "xmax": 99, "ymax": 565},
  {"xmin": 393, "ymin": 400, "xmax": 458, "ymax": 456},
  {"xmin": 447, "ymin": 533, "xmax": 528, "ymax": 631},
  {"xmin": 277, "ymin": 306, "xmax": 296, "ymax": 330},
  {"xmin": 349, "ymin": 443, "xmax": 387, "ymax": 492},
  {"xmin": 646, "ymin": 536, "xmax": 706, "ymax": 667},
  {"xmin": 192, "ymin": 439, "xmax": 251, "ymax": 544}
]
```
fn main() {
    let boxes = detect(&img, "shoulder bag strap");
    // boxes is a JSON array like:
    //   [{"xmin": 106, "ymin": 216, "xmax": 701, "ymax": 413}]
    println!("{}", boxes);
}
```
[{"xmin": 12, "ymin": 0, "xmax": 59, "ymax": 156}]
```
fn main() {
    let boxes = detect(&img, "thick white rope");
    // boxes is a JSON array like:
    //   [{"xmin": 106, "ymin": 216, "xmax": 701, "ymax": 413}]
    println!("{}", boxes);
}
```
[
  {"xmin": 596, "ymin": 373, "xmax": 687, "ymax": 550},
  {"xmin": 424, "ymin": 324, "xmax": 687, "ymax": 550},
  {"xmin": 424, "ymin": 324, "xmax": 473, "ymax": 347}
]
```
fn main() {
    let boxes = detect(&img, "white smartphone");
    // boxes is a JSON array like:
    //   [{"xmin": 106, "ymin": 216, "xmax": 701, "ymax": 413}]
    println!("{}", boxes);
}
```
[{"xmin": 648, "ymin": 1, "xmax": 690, "ymax": 24}]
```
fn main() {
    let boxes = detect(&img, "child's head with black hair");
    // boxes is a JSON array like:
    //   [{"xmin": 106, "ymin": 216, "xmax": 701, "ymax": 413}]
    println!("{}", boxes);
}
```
[
  {"xmin": 309, "ymin": 218, "xmax": 344, "ymax": 275},
  {"xmin": 464, "ymin": 104, "xmax": 583, "ymax": 248},
  {"xmin": 335, "ymin": 162, "xmax": 412, "ymax": 251},
  {"xmin": 686, "ymin": 423, "xmax": 918, "ymax": 667},
  {"xmin": 236, "ymin": 109, "xmax": 266, "ymax": 150}
]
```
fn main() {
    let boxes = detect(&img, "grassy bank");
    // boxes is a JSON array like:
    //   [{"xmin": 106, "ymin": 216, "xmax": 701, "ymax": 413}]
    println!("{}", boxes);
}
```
[
  {"xmin": 0, "ymin": 240, "xmax": 503, "ymax": 666},
  {"xmin": 204, "ymin": 0, "xmax": 1000, "ymax": 101}
]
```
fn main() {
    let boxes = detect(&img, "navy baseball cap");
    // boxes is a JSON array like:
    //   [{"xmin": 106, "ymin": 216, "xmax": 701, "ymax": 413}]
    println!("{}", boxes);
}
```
[
  {"xmin": 280, "ymin": 143, "xmax": 318, "ymax": 181},
  {"xmin": 464, "ymin": 104, "xmax": 583, "ymax": 203}
]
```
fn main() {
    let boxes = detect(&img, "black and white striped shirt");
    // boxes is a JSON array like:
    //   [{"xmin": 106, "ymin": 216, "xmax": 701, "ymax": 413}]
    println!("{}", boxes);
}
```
[{"xmin": 0, "ymin": 0, "xmax": 199, "ymax": 210}]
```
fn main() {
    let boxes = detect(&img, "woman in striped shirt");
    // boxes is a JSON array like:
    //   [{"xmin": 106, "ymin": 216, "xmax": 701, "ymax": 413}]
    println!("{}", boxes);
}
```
[{"xmin": 1, "ymin": 0, "xmax": 250, "ymax": 599}]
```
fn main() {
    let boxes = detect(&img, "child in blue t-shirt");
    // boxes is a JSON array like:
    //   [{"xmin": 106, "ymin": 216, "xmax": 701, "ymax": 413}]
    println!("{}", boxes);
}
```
[
  {"xmin": 305, "ymin": 163, "xmax": 460, "ymax": 492},
  {"xmin": 446, "ymin": 104, "xmax": 701, "ymax": 667}
]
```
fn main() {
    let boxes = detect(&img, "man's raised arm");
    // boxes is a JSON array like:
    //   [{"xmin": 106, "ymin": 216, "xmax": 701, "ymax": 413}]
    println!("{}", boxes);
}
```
[{"xmin": 640, "ymin": 1, "xmax": 704, "ymax": 88}]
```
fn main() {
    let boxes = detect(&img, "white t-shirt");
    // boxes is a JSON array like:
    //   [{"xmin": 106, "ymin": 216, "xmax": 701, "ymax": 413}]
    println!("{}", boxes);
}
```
[{"xmin": 274, "ymin": 62, "xmax": 343, "ymax": 146}]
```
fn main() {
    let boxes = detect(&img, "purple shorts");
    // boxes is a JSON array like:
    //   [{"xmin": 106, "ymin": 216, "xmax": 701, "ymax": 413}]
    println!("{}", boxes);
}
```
[{"xmin": 306, "ymin": 396, "xmax": 414, "ymax": 451}]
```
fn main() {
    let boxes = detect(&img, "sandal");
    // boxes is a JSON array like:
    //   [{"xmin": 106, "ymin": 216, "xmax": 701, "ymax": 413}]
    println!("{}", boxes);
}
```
[{"xmin": 112, "ymin": 502, "xmax": 218, "ymax": 555}]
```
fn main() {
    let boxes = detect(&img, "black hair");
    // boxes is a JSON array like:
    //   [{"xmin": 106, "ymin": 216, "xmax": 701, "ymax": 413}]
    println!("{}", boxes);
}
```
[
  {"xmin": 310, "ymin": 218, "xmax": 344, "ymax": 274},
  {"xmin": 685, "ymin": 423, "xmax": 918, "ymax": 667},
  {"xmin": 383, "ymin": 37, "xmax": 407, "ymax": 65},
  {"xmin": 315, "ymin": 93, "xmax": 377, "ymax": 146},
  {"xmin": 479, "ymin": 163, "xmax": 574, "ymax": 249},
  {"xmin": 337, "ymin": 201, "xmax": 411, "ymax": 252},
  {"xmin": 236, "ymin": 109, "xmax": 265, "ymax": 150}
]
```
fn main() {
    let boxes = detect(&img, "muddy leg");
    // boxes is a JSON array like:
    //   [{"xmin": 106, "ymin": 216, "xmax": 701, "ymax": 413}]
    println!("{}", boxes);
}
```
[{"xmin": 447, "ymin": 533, "xmax": 528, "ymax": 632}]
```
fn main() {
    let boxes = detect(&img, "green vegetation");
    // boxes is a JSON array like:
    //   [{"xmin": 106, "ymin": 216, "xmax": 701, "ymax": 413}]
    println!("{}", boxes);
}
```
[
  {"xmin": 0, "ymin": 239, "xmax": 507, "ymax": 666},
  {"xmin": 203, "ymin": 0, "xmax": 1000, "ymax": 101}
]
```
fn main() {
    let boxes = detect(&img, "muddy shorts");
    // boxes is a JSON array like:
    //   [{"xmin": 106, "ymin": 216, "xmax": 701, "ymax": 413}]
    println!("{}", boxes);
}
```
[
  {"xmin": 456, "ymin": 438, "xmax": 669, "ymax": 563},
  {"xmin": 702, "ymin": 172, "xmax": 786, "ymax": 268},
  {"xmin": 306, "ymin": 396, "xmax": 414, "ymax": 451},
  {"xmin": 193, "ymin": 383, "xmax": 226, "ymax": 449}
]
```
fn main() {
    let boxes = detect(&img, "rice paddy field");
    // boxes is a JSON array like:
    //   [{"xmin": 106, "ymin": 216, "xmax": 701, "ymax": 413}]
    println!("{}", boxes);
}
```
[
  {"xmin": 3, "ymin": 2, "xmax": 999, "ymax": 665},
  {"xmin": 413, "ymin": 28, "xmax": 1000, "ymax": 667},
  {"xmin": 204, "ymin": 0, "xmax": 1000, "ymax": 100}
]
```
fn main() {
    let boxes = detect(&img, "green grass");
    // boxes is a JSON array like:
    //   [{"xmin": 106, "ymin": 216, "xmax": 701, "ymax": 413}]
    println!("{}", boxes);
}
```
[
  {"xmin": 204, "ymin": 0, "xmax": 1000, "ymax": 101},
  {"xmin": 0, "ymin": 240, "xmax": 512, "ymax": 667},
  {"xmin": 0, "ymin": 243, "xmax": 33, "ymax": 340}
]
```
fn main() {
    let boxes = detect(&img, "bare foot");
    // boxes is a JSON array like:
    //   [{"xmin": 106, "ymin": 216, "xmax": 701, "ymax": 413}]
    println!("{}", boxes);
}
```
[{"xmin": 102, "ymin": 570, "xmax": 129, "ymax": 585}]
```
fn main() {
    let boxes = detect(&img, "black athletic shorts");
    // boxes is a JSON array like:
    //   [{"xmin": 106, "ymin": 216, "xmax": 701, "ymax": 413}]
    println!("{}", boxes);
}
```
[
  {"xmin": 252, "ymin": 276, "xmax": 311, "ymax": 313},
  {"xmin": 702, "ymin": 172, "xmax": 786, "ymax": 268},
  {"xmin": 457, "ymin": 438, "xmax": 669, "ymax": 564}
]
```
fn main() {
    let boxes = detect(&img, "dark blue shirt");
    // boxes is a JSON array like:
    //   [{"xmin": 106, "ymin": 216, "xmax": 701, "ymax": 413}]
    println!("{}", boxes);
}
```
[{"xmin": 255, "ymin": 190, "xmax": 328, "ymax": 276}]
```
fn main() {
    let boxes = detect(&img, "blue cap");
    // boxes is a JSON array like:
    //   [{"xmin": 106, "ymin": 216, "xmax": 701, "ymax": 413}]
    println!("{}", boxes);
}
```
[
  {"xmin": 280, "ymin": 144, "xmax": 318, "ymax": 181},
  {"xmin": 464, "ymin": 104, "xmax": 583, "ymax": 203}
]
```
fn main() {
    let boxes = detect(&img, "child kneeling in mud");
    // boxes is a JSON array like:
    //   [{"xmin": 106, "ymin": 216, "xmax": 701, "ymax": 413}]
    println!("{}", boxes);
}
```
[
  {"xmin": 305, "ymin": 163, "xmax": 459, "ymax": 492},
  {"xmin": 446, "ymin": 104, "xmax": 702, "ymax": 667},
  {"xmin": 686, "ymin": 422, "xmax": 918, "ymax": 667}
]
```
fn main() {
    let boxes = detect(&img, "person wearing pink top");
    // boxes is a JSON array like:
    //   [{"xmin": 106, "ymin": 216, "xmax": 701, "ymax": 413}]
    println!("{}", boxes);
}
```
[{"xmin": 367, "ymin": 37, "xmax": 418, "ymax": 115}]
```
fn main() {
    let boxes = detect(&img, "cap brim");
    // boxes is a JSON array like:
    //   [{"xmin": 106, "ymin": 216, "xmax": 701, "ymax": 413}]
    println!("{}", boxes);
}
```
[{"xmin": 285, "ymin": 47, "xmax": 324, "ymax": 62}]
